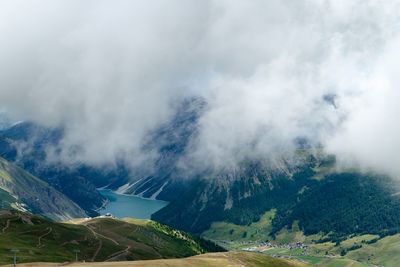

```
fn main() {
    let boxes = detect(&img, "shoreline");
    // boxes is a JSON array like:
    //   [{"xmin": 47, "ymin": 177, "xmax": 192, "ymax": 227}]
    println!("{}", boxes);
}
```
[{"xmin": 97, "ymin": 188, "xmax": 169, "ymax": 204}]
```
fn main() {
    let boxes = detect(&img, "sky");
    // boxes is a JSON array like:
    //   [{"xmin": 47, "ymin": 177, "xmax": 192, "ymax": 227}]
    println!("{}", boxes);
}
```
[{"xmin": 0, "ymin": 0, "xmax": 400, "ymax": 177}]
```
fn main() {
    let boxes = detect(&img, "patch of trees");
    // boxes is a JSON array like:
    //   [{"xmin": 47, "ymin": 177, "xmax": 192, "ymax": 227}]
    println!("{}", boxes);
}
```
[
  {"xmin": 340, "ymin": 244, "xmax": 363, "ymax": 256},
  {"xmin": 271, "ymin": 173, "xmax": 400, "ymax": 238},
  {"xmin": 192, "ymin": 235, "xmax": 227, "ymax": 252}
]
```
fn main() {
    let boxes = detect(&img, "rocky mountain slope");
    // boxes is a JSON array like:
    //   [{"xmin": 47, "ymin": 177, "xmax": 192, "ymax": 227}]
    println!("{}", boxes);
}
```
[
  {"xmin": 0, "ymin": 157, "xmax": 86, "ymax": 220},
  {"xmin": 0, "ymin": 122, "xmax": 117, "ymax": 216},
  {"xmin": 0, "ymin": 98, "xmax": 205, "ymax": 215}
]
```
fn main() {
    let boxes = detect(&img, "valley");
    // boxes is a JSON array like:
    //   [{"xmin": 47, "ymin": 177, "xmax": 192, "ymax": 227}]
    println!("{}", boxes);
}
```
[
  {"xmin": 1, "ymin": 2, "xmax": 400, "ymax": 267},
  {"xmin": 2, "ymin": 120, "xmax": 400, "ymax": 266},
  {"xmin": 201, "ymin": 209, "xmax": 400, "ymax": 266}
]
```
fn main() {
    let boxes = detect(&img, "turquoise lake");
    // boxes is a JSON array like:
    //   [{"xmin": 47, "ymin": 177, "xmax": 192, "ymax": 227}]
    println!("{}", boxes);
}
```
[{"xmin": 98, "ymin": 189, "xmax": 168, "ymax": 219}]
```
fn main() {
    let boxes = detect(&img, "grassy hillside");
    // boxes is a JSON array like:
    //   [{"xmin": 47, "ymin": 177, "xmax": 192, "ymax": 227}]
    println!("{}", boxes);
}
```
[
  {"xmin": 235, "ymin": 232, "xmax": 400, "ymax": 267},
  {"xmin": 332, "ymin": 234, "xmax": 400, "ymax": 267},
  {"xmin": 202, "ymin": 209, "xmax": 318, "ymax": 248},
  {"xmin": 2, "ymin": 252, "xmax": 310, "ymax": 267},
  {"xmin": 202, "ymin": 208, "xmax": 400, "ymax": 267},
  {"xmin": 0, "ymin": 210, "xmax": 221, "ymax": 265},
  {"xmin": 202, "ymin": 209, "xmax": 276, "ymax": 242}
]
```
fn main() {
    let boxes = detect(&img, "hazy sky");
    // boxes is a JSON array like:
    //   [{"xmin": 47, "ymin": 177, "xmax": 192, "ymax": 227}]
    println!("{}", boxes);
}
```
[{"xmin": 0, "ymin": 1, "xmax": 400, "ymax": 176}]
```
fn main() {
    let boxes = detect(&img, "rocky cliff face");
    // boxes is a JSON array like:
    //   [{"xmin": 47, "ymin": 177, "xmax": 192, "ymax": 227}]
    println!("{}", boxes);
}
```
[
  {"xmin": 0, "ymin": 122, "xmax": 109, "ymax": 215},
  {"xmin": 0, "ymin": 157, "xmax": 87, "ymax": 220},
  {"xmin": 108, "ymin": 97, "xmax": 206, "ymax": 200}
]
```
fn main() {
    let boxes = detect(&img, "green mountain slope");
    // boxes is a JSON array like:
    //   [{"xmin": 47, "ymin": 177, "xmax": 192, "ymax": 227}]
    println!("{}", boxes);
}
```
[
  {"xmin": 0, "ymin": 210, "xmax": 223, "ymax": 265},
  {"xmin": 272, "ymin": 172, "xmax": 400, "ymax": 239},
  {"xmin": 346, "ymin": 234, "xmax": 400, "ymax": 266},
  {"xmin": 201, "ymin": 210, "xmax": 400, "ymax": 266},
  {"xmin": 153, "ymin": 152, "xmax": 400, "ymax": 243},
  {"xmin": 0, "ymin": 157, "xmax": 87, "ymax": 220}
]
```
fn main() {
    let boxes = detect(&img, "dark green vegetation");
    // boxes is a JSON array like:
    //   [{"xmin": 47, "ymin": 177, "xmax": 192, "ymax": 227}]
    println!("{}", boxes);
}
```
[
  {"xmin": 0, "ymin": 210, "xmax": 223, "ymax": 265},
  {"xmin": 153, "ymin": 155, "xmax": 320, "ymax": 233},
  {"xmin": 272, "ymin": 172, "xmax": 400, "ymax": 239},
  {"xmin": 154, "ymin": 152, "xmax": 400, "ymax": 243}
]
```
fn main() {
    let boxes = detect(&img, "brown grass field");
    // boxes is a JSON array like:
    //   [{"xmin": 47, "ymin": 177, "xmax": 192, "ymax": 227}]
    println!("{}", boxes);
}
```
[{"xmin": 2, "ymin": 252, "xmax": 310, "ymax": 267}]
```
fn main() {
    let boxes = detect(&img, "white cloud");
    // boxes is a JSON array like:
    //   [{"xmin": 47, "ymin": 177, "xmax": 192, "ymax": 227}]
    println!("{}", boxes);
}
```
[{"xmin": 0, "ymin": 0, "xmax": 400, "ymax": 175}]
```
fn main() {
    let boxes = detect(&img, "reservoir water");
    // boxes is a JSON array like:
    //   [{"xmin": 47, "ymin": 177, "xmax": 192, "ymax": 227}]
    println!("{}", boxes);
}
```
[{"xmin": 98, "ymin": 189, "xmax": 168, "ymax": 219}]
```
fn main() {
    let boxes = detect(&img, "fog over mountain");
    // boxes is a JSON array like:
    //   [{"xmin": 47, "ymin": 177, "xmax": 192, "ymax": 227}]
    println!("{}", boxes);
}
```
[{"xmin": 0, "ymin": 0, "xmax": 399, "ymax": 176}]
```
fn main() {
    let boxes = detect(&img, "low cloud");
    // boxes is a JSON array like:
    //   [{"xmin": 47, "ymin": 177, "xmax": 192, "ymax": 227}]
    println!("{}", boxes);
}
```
[{"xmin": 0, "ymin": 1, "xmax": 400, "ymax": 176}]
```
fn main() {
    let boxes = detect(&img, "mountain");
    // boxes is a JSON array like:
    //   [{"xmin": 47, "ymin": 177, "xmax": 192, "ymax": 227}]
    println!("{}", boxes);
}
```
[
  {"xmin": 2, "ymin": 98, "xmax": 400, "ymax": 250},
  {"xmin": 0, "ymin": 122, "xmax": 120, "ymax": 216},
  {"xmin": 0, "ymin": 112, "xmax": 11, "ymax": 130},
  {"xmin": 151, "ymin": 154, "xmax": 317, "ymax": 233},
  {"xmin": 107, "ymin": 97, "xmax": 206, "ymax": 200},
  {"xmin": 0, "ymin": 157, "xmax": 86, "ymax": 220},
  {"xmin": 94, "ymin": 98, "xmax": 400, "ymax": 241},
  {"xmin": 0, "ymin": 210, "xmax": 223, "ymax": 265},
  {"xmin": 0, "ymin": 98, "xmax": 205, "ymax": 215},
  {"xmin": 271, "ymin": 172, "xmax": 400, "ymax": 238},
  {"xmin": 152, "ymin": 155, "xmax": 400, "ymax": 240}
]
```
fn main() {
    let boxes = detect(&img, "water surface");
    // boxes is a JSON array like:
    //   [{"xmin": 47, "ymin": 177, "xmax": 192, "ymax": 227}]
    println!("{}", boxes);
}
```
[{"xmin": 98, "ymin": 189, "xmax": 168, "ymax": 219}]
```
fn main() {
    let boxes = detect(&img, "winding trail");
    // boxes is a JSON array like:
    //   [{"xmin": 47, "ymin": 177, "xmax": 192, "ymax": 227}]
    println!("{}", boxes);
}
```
[
  {"xmin": 37, "ymin": 227, "xmax": 52, "ymax": 247},
  {"xmin": 105, "ymin": 245, "xmax": 131, "ymax": 262},
  {"xmin": 92, "ymin": 239, "xmax": 103, "ymax": 262},
  {"xmin": 93, "ymin": 230, "xmax": 119, "ymax": 245},
  {"xmin": 84, "ymin": 224, "xmax": 122, "ymax": 261},
  {"xmin": 83, "ymin": 225, "xmax": 103, "ymax": 262},
  {"xmin": 2, "ymin": 219, "xmax": 10, "ymax": 233},
  {"xmin": 83, "ymin": 222, "xmax": 135, "ymax": 262},
  {"xmin": 2, "ymin": 216, "xmax": 20, "ymax": 233}
]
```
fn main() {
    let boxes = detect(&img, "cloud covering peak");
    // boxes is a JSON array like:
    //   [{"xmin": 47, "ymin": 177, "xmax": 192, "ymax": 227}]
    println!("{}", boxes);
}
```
[{"xmin": 0, "ymin": 0, "xmax": 399, "ymax": 176}]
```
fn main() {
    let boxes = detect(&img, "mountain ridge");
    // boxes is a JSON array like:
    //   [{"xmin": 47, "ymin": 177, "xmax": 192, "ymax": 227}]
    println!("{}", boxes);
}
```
[
  {"xmin": 2, "ymin": 99, "xmax": 400, "ymax": 253},
  {"xmin": 0, "ymin": 210, "xmax": 224, "ymax": 265},
  {"xmin": 0, "ymin": 157, "xmax": 86, "ymax": 220}
]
